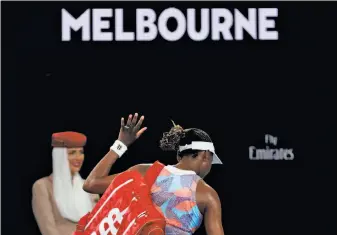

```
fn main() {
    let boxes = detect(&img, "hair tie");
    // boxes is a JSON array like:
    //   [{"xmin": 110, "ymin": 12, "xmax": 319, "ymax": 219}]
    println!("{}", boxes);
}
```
[{"xmin": 171, "ymin": 119, "xmax": 183, "ymax": 131}]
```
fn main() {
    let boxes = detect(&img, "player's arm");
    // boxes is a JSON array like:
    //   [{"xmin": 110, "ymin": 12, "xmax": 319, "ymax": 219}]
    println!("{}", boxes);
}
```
[
  {"xmin": 83, "ymin": 113, "xmax": 147, "ymax": 194},
  {"xmin": 204, "ymin": 187, "xmax": 225, "ymax": 235},
  {"xmin": 83, "ymin": 163, "xmax": 149, "ymax": 194}
]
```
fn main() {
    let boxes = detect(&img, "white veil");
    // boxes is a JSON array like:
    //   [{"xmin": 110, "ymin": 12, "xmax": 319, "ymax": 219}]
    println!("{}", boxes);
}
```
[{"xmin": 52, "ymin": 147, "xmax": 94, "ymax": 222}]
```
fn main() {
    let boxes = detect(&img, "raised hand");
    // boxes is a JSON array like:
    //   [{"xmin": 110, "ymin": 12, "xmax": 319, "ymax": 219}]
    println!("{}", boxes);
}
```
[{"xmin": 118, "ymin": 113, "xmax": 147, "ymax": 147}]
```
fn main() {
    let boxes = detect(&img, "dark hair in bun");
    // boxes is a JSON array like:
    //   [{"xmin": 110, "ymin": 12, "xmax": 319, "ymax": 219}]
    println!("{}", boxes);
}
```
[
  {"xmin": 159, "ymin": 125, "xmax": 185, "ymax": 151},
  {"xmin": 159, "ymin": 120, "xmax": 212, "ymax": 157}
]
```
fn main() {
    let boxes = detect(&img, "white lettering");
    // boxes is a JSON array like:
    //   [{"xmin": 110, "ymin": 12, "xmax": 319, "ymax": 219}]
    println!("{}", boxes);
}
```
[
  {"xmin": 211, "ymin": 8, "xmax": 233, "ymax": 41},
  {"xmin": 61, "ymin": 8, "xmax": 279, "ymax": 42},
  {"xmin": 136, "ymin": 9, "xmax": 157, "ymax": 41},
  {"xmin": 98, "ymin": 208, "xmax": 123, "ymax": 235},
  {"xmin": 92, "ymin": 9, "xmax": 113, "ymax": 41},
  {"xmin": 158, "ymin": 8, "xmax": 186, "ymax": 41},
  {"xmin": 61, "ymin": 9, "xmax": 90, "ymax": 41},
  {"xmin": 259, "ymin": 8, "xmax": 278, "ymax": 40},
  {"xmin": 92, "ymin": 197, "xmax": 138, "ymax": 235},
  {"xmin": 285, "ymin": 149, "xmax": 294, "ymax": 160},
  {"xmin": 265, "ymin": 134, "xmax": 278, "ymax": 145},
  {"xmin": 249, "ymin": 146, "xmax": 256, "ymax": 160},
  {"xmin": 85, "ymin": 179, "xmax": 134, "ymax": 230},
  {"xmin": 249, "ymin": 146, "xmax": 294, "ymax": 160},
  {"xmin": 187, "ymin": 8, "xmax": 209, "ymax": 41},
  {"xmin": 235, "ymin": 8, "xmax": 257, "ymax": 40},
  {"xmin": 115, "ymin": 9, "xmax": 135, "ymax": 41}
]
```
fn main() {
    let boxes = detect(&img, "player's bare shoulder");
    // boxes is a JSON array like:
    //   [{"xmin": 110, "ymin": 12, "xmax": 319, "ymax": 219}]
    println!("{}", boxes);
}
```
[
  {"xmin": 197, "ymin": 179, "xmax": 217, "ymax": 196},
  {"xmin": 195, "ymin": 179, "xmax": 220, "ymax": 214}
]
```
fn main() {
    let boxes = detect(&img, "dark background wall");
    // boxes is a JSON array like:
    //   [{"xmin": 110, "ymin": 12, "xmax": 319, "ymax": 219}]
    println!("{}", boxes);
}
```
[{"xmin": 2, "ymin": 2, "xmax": 337, "ymax": 235}]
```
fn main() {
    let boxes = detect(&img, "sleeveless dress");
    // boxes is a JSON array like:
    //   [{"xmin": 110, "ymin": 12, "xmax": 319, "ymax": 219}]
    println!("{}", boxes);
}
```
[{"xmin": 150, "ymin": 165, "xmax": 203, "ymax": 234}]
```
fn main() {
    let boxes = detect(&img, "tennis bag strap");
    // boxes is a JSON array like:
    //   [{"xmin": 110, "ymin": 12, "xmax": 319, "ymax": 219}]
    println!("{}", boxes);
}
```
[
  {"xmin": 144, "ymin": 161, "xmax": 165, "ymax": 187},
  {"xmin": 140, "ymin": 161, "xmax": 166, "ymax": 235},
  {"xmin": 74, "ymin": 161, "xmax": 165, "ymax": 235}
]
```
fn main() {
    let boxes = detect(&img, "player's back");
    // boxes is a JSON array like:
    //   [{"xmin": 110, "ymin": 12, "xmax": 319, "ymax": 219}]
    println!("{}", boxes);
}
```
[{"xmin": 150, "ymin": 165, "xmax": 203, "ymax": 235}]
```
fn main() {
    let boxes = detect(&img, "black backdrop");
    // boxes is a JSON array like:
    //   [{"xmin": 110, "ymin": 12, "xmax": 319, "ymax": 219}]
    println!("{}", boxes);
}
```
[{"xmin": 2, "ymin": 2, "xmax": 337, "ymax": 235}]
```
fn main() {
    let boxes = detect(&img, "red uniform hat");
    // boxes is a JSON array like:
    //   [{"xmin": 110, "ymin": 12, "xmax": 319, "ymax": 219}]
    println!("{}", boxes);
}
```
[{"xmin": 51, "ymin": 131, "xmax": 87, "ymax": 148}]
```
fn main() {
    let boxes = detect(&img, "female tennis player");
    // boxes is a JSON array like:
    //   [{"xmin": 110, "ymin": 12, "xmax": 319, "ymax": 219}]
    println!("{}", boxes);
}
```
[{"xmin": 83, "ymin": 113, "xmax": 224, "ymax": 235}]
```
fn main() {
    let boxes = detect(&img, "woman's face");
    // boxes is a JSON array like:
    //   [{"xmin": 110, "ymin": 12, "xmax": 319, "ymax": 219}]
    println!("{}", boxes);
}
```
[{"xmin": 67, "ymin": 147, "xmax": 84, "ymax": 175}]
